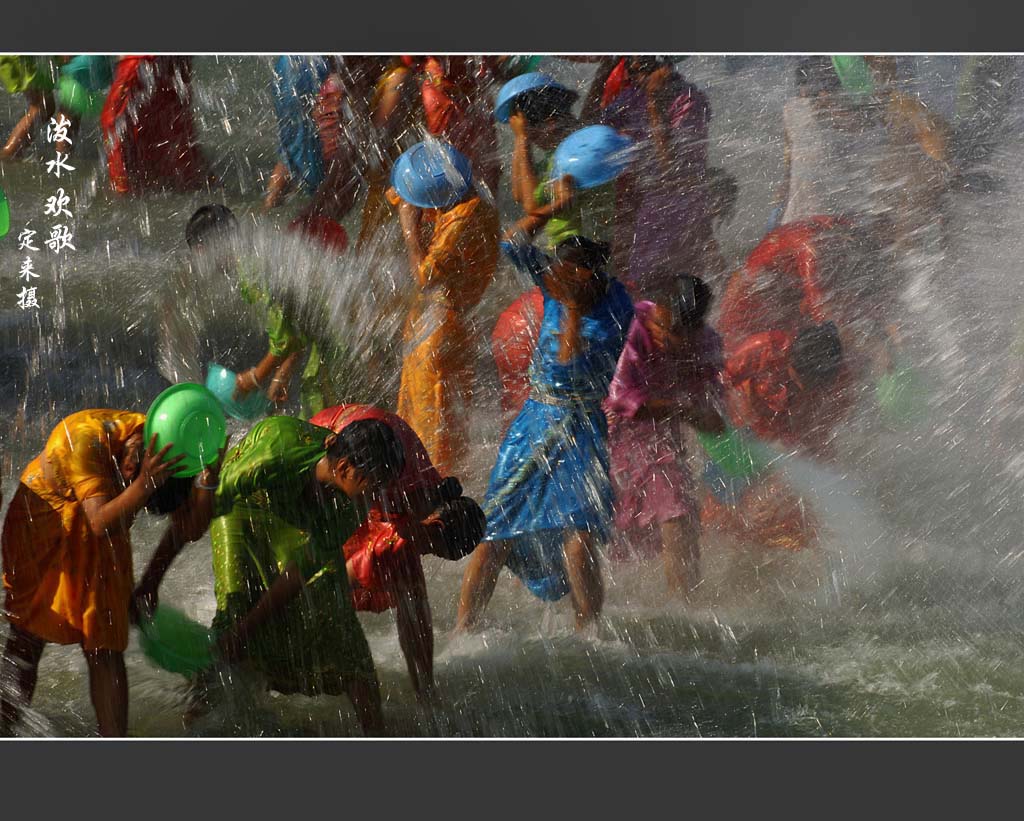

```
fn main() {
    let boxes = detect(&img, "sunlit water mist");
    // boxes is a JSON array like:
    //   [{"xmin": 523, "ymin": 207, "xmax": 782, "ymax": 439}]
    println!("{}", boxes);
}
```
[{"xmin": 4, "ymin": 56, "xmax": 1024, "ymax": 737}]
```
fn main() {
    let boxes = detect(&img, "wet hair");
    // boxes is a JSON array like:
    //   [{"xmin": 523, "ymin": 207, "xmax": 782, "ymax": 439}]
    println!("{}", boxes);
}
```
[
  {"xmin": 326, "ymin": 419, "xmax": 405, "ymax": 488},
  {"xmin": 186, "ymin": 204, "xmax": 238, "ymax": 249},
  {"xmin": 552, "ymin": 235, "xmax": 612, "ymax": 273},
  {"xmin": 675, "ymin": 275, "xmax": 713, "ymax": 328},
  {"xmin": 144, "ymin": 475, "xmax": 194, "ymax": 516},
  {"xmin": 548, "ymin": 236, "xmax": 612, "ymax": 363},
  {"xmin": 430, "ymin": 497, "xmax": 487, "ymax": 561},
  {"xmin": 795, "ymin": 57, "xmax": 842, "ymax": 97},
  {"xmin": 513, "ymin": 86, "xmax": 579, "ymax": 126},
  {"xmin": 791, "ymin": 322, "xmax": 844, "ymax": 386}
]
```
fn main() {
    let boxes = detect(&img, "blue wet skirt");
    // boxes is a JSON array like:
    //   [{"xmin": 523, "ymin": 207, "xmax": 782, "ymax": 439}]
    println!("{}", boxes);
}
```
[
  {"xmin": 483, "ymin": 397, "xmax": 614, "ymax": 601},
  {"xmin": 271, "ymin": 56, "xmax": 329, "ymax": 194}
]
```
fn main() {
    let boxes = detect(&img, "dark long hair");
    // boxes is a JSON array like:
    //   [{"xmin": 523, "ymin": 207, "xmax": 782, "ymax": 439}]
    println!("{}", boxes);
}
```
[{"xmin": 545, "ymin": 237, "xmax": 613, "ymax": 363}]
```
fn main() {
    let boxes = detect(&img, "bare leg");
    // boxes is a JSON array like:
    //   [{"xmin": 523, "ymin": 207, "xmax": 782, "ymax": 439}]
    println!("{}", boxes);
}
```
[
  {"xmin": 0, "ymin": 625, "xmax": 45, "ymax": 734},
  {"xmin": 83, "ymin": 648, "xmax": 128, "ymax": 737},
  {"xmin": 1, "ymin": 90, "xmax": 54, "ymax": 159},
  {"xmin": 345, "ymin": 674, "xmax": 384, "ymax": 736},
  {"xmin": 456, "ymin": 540, "xmax": 512, "ymax": 632},
  {"xmin": 263, "ymin": 161, "xmax": 292, "ymax": 210},
  {"xmin": 661, "ymin": 515, "xmax": 701, "ymax": 598},
  {"xmin": 562, "ymin": 530, "xmax": 604, "ymax": 630}
]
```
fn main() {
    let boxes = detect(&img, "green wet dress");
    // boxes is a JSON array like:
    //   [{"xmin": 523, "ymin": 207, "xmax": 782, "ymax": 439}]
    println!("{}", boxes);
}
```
[
  {"xmin": 0, "ymin": 56, "xmax": 56, "ymax": 95},
  {"xmin": 237, "ymin": 260, "xmax": 350, "ymax": 420},
  {"xmin": 210, "ymin": 416, "xmax": 377, "ymax": 693}
]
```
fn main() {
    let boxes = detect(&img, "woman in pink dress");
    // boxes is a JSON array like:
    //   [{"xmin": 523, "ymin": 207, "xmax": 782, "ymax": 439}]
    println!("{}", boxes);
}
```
[{"xmin": 604, "ymin": 276, "xmax": 725, "ymax": 595}]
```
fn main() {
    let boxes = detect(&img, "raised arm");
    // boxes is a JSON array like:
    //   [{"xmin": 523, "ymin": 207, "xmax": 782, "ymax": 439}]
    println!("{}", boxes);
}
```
[
  {"xmin": 80, "ymin": 436, "xmax": 185, "ymax": 539},
  {"xmin": 507, "ymin": 174, "xmax": 576, "ymax": 240},
  {"xmin": 509, "ymin": 113, "xmax": 540, "ymax": 212}
]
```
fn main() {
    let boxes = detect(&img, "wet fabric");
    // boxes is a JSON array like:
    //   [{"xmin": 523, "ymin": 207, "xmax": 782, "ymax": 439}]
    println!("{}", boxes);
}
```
[
  {"xmin": 101, "ymin": 56, "xmax": 209, "ymax": 195},
  {"xmin": 0, "ymin": 56, "xmax": 56, "ymax": 94},
  {"xmin": 604, "ymin": 303, "xmax": 723, "ymax": 542},
  {"xmin": 492, "ymin": 287, "xmax": 544, "ymax": 427},
  {"xmin": 2, "ymin": 410, "xmax": 145, "ymax": 651},
  {"xmin": 342, "ymin": 518, "xmax": 423, "ymax": 613},
  {"xmin": 209, "ymin": 506, "xmax": 376, "ymax": 690},
  {"xmin": 717, "ymin": 218, "xmax": 854, "ymax": 454},
  {"xmin": 701, "ymin": 470, "xmax": 819, "ymax": 552},
  {"xmin": 482, "ymin": 241, "xmax": 633, "ymax": 601},
  {"xmin": 356, "ymin": 65, "xmax": 423, "ymax": 249},
  {"xmin": 718, "ymin": 218, "xmax": 837, "ymax": 347},
  {"xmin": 271, "ymin": 56, "xmax": 331, "ymax": 193},
  {"xmin": 395, "ymin": 194, "xmax": 499, "ymax": 475},
  {"xmin": 235, "ymin": 258, "xmax": 348, "ymax": 421},
  {"xmin": 210, "ymin": 416, "xmax": 376, "ymax": 690},
  {"xmin": 213, "ymin": 417, "xmax": 350, "ymax": 557},
  {"xmin": 603, "ymin": 73, "xmax": 715, "ymax": 299},
  {"xmin": 420, "ymin": 57, "xmax": 500, "ymax": 193},
  {"xmin": 534, "ymin": 154, "xmax": 617, "ymax": 250},
  {"xmin": 724, "ymin": 330, "xmax": 852, "ymax": 452},
  {"xmin": 310, "ymin": 404, "xmax": 441, "ymax": 613}
]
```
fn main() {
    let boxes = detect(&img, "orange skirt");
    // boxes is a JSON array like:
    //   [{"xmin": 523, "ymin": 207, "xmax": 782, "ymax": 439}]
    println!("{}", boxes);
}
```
[
  {"xmin": 397, "ymin": 302, "xmax": 473, "ymax": 477},
  {"xmin": 2, "ymin": 458, "xmax": 134, "ymax": 651}
]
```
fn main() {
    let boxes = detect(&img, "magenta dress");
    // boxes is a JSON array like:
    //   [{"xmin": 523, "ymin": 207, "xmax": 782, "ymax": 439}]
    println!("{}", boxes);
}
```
[{"xmin": 603, "ymin": 302, "xmax": 724, "ymax": 558}]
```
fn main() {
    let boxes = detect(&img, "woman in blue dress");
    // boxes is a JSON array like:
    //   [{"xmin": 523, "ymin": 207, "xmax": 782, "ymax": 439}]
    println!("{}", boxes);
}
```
[
  {"xmin": 457, "ymin": 235, "xmax": 634, "ymax": 631},
  {"xmin": 264, "ymin": 55, "xmax": 332, "ymax": 210}
]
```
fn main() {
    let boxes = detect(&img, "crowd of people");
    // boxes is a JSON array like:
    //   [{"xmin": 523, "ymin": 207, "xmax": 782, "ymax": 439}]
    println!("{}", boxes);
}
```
[{"xmin": 0, "ymin": 55, "xmax": 958, "ymax": 736}]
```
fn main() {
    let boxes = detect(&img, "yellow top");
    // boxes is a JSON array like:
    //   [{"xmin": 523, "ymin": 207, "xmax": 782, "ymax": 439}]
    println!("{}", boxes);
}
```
[{"xmin": 40, "ymin": 409, "xmax": 147, "ymax": 501}]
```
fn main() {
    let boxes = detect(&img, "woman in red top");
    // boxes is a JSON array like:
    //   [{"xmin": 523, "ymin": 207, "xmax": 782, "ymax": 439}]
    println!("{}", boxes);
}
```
[{"xmin": 309, "ymin": 404, "xmax": 484, "ymax": 700}]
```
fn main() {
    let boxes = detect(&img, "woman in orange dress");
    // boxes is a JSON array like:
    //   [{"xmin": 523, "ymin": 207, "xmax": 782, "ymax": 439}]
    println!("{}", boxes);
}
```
[
  {"xmin": 1, "ymin": 409, "xmax": 213, "ymax": 736},
  {"xmin": 389, "ymin": 141, "xmax": 499, "ymax": 476}
]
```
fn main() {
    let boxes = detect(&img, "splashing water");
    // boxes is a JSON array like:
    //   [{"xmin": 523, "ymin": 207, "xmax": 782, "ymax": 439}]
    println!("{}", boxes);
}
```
[{"xmin": 4, "ymin": 56, "xmax": 1024, "ymax": 737}]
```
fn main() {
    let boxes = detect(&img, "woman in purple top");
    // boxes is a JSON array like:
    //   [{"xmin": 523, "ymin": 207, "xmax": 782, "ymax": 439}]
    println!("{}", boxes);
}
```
[
  {"xmin": 604, "ymin": 276, "xmax": 725, "ymax": 596},
  {"xmin": 603, "ymin": 58, "xmax": 729, "ymax": 301}
]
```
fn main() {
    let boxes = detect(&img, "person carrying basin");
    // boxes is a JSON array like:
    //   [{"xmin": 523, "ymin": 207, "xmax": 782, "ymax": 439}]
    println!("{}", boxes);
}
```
[
  {"xmin": 387, "ymin": 139, "xmax": 499, "ymax": 477},
  {"xmin": 1, "ymin": 385, "xmax": 227, "ymax": 737}
]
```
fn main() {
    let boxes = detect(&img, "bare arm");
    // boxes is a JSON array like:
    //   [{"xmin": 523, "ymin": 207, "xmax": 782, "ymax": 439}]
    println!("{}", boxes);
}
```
[
  {"xmin": 509, "ymin": 114, "xmax": 540, "ymax": 212},
  {"xmin": 81, "ymin": 486, "xmax": 148, "ymax": 540},
  {"xmin": 268, "ymin": 351, "xmax": 302, "ymax": 405},
  {"xmin": 235, "ymin": 350, "xmax": 295, "ymax": 400},
  {"xmin": 392, "ymin": 191, "xmax": 427, "ymax": 276},
  {"xmin": 508, "ymin": 174, "xmax": 576, "ymax": 240},
  {"xmin": 218, "ymin": 560, "xmax": 305, "ymax": 661},
  {"xmin": 130, "ymin": 480, "xmax": 218, "ymax": 621},
  {"xmin": 80, "ymin": 437, "xmax": 184, "ymax": 538},
  {"xmin": 372, "ymin": 66, "xmax": 415, "ymax": 131}
]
